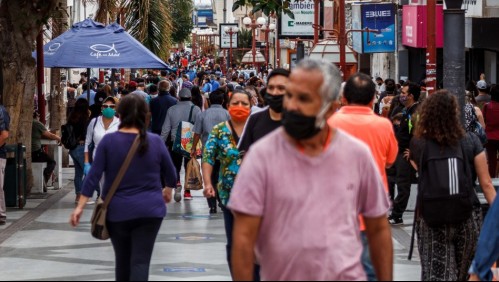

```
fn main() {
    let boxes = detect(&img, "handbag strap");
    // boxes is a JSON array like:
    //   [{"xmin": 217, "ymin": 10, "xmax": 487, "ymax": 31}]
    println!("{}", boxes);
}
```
[
  {"xmin": 102, "ymin": 135, "xmax": 141, "ymax": 208},
  {"xmin": 188, "ymin": 105, "xmax": 195, "ymax": 124}
]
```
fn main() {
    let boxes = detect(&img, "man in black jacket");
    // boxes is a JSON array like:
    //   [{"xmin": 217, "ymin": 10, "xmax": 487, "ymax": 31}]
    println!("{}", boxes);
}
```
[{"xmin": 150, "ymin": 80, "xmax": 177, "ymax": 136}]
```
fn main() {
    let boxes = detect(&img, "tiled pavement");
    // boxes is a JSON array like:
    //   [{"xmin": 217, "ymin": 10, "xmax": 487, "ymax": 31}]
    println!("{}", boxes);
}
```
[{"xmin": 0, "ymin": 168, "xmax": 421, "ymax": 281}]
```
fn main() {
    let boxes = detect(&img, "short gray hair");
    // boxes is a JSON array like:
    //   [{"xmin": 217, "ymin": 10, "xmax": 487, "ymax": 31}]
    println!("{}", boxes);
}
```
[
  {"xmin": 295, "ymin": 58, "xmax": 342, "ymax": 105},
  {"xmin": 158, "ymin": 80, "xmax": 171, "ymax": 92},
  {"xmin": 295, "ymin": 58, "xmax": 342, "ymax": 128}
]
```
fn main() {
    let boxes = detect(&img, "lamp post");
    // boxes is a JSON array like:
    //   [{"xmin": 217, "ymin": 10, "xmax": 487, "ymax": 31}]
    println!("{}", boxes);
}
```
[
  {"xmin": 224, "ymin": 26, "xmax": 239, "ymax": 69},
  {"xmin": 243, "ymin": 15, "xmax": 267, "ymax": 69},
  {"xmin": 260, "ymin": 23, "xmax": 276, "ymax": 67}
]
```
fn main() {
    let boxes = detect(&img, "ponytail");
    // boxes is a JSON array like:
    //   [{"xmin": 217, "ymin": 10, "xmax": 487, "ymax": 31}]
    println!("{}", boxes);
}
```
[{"xmin": 138, "ymin": 124, "xmax": 148, "ymax": 155}]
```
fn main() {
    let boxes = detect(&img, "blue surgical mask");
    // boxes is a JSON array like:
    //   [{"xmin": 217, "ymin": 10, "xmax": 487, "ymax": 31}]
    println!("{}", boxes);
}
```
[{"xmin": 102, "ymin": 107, "xmax": 116, "ymax": 119}]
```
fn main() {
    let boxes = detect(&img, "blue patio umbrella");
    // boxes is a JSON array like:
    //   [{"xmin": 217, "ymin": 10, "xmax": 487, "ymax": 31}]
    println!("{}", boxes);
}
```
[{"xmin": 40, "ymin": 18, "xmax": 170, "ymax": 69}]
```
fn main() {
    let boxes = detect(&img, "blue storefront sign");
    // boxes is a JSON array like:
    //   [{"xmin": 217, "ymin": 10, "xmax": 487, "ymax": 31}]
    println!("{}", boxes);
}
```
[{"xmin": 352, "ymin": 3, "xmax": 396, "ymax": 54}]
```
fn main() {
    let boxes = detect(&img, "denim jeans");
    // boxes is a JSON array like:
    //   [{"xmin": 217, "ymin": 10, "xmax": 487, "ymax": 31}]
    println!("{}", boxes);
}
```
[
  {"xmin": 107, "ymin": 217, "xmax": 163, "ymax": 281},
  {"xmin": 69, "ymin": 145, "xmax": 85, "ymax": 195},
  {"xmin": 361, "ymin": 231, "xmax": 377, "ymax": 281},
  {"xmin": 221, "ymin": 205, "xmax": 261, "ymax": 281}
]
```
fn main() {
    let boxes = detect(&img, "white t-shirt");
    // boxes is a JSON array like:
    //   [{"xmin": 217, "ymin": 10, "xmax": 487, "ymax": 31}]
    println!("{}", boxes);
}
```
[{"xmin": 85, "ymin": 116, "xmax": 121, "ymax": 158}]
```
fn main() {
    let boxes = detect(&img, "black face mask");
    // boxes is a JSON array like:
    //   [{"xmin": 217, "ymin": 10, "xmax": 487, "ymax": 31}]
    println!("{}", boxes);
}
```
[
  {"xmin": 265, "ymin": 94, "xmax": 284, "ymax": 113},
  {"xmin": 282, "ymin": 109, "xmax": 322, "ymax": 140}
]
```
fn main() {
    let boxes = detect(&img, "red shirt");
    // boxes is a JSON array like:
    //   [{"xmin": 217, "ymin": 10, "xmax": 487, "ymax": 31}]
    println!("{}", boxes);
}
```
[
  {"xmin": 484, "ymin": 101, "xmax": 499, "ymax": 140},
  {"xmin": 329, "ymin": 106, "xmax": 398, "ymax": 231}
]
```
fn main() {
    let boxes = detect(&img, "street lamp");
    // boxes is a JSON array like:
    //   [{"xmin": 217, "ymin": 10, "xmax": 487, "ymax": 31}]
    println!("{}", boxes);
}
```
[
  {"xmin": 259, "ymin": 23, "xmax": 276, "ymax": 67},
  {"xmin": 224, "ymin": 26, "xmax": 239, "ymax": 69},
  {"xmin": 243, "ymin": 15, "xmax": 267, "ymax": 69}
]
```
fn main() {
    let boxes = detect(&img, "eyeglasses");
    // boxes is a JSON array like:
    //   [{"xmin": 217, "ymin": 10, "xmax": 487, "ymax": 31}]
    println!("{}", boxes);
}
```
[{"xmin": 102, "ymin": 105, "xmax": 116, "ymax": 109}]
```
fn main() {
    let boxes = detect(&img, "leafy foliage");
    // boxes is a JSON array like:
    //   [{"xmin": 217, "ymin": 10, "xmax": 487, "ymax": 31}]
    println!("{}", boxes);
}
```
[
  {"xmin": 95, "ymin": 0, "xmax": 173, "ymax": 60},
  {"xmin": 232, "ymin": 0, "xmax": 297, "ymax": 19},
  {"xmin": 168, "ymin": 0, "xmax": 194, "ymax": 44}
]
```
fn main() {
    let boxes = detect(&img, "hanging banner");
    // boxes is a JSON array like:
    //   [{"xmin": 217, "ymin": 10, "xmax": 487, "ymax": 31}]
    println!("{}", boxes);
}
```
[
  {"xmin": 352, "ymin": 3, "xmax": 397, "ymax": 54},
  {"xmin": 279, "ymin": 0, "xmax": 324, "ymax": 39}
]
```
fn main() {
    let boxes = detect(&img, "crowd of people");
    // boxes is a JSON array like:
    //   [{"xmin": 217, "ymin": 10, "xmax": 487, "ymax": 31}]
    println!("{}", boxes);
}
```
[{"xmin": 0, "ymin": 54, "xmax": 497, "ymax": 281}]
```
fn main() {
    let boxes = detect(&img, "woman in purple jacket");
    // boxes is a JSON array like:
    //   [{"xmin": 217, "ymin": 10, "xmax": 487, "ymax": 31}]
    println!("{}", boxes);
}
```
[{"xmin": 70, "ymin": 95, "xmax": 177, "ymax": 281}]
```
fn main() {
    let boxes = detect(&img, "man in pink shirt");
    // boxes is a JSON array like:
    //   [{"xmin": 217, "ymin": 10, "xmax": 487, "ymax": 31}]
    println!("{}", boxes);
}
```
[
  {"xmin": 329, "ymin": 73, "xmax": 398, "ymax": 281},
  {"xmin": 229, "ymin": 59, "xmax": 393, "ymax": 281}
]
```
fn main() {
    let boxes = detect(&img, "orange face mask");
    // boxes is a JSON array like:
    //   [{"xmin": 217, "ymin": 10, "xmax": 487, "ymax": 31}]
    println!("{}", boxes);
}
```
[{"xmin": 229, "ymin": 106, "xmax": 251, "ymax": 122}]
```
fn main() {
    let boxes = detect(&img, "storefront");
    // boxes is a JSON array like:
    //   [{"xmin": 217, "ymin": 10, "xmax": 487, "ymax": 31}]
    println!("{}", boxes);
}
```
[{"xmin": 401, "ymin": 4, "xmax": 444, "ymax": 84}]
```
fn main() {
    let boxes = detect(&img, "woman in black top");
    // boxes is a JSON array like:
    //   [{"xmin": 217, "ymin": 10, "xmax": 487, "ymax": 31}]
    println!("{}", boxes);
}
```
[
  {"xmin": 67, "ymin": 99, "xmax": 90, "ymax": 203},
  {"xmin": 409, "ymin": 90, "xmax": 496, "ymax": 281}
]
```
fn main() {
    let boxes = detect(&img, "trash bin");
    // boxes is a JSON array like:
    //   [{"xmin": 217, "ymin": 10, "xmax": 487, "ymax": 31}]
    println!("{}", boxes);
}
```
[{"xmin": 4, "ymin": 144, "xmax": 27, "ymax": 208}]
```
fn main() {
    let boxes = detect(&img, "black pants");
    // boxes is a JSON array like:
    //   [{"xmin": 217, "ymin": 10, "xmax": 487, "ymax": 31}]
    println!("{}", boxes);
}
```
[
  {"xmin": 32, "ymin": 149, "xmax": 56, "ymax": 181},
  {"xmin": 107, "ymin": 217, "xmax": 163, "ymax": 282},
  {"xmin": 386, "ymin": 166, "xmax": 397, "ymax": 202},
  {"xmin": 207, "ymin": 160, "xmax": 221, "ymax": 209},
  {"xmin": 391, "ymin": 153, "xmax": 415, "ymax": 219},
  {"xmin": 221, "ymin": 205, "xmax": 260, "ymax": 281}
]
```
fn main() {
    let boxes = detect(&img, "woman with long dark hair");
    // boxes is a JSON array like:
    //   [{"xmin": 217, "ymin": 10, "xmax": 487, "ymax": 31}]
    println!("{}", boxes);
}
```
[
  {"xmin": 67, "ymin": 99, "xmax": 90, "ymax": 203},
  {"xmin": 409, "ymin": 90, "xmax": 496, "ymax": 281},
  {"xmin": 71, "ymin": 95, "xmax": 177, "ymax": 281}
]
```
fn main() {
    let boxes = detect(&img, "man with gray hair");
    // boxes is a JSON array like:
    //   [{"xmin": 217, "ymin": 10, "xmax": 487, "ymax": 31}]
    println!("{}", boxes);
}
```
[{"xmin": 229, "ymin": 59, "xmax": 393, "ymax": 281}]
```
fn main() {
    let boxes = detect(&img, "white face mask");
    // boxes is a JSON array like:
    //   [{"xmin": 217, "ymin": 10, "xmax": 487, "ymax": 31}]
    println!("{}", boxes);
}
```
[{"xmin": 150, "ymin": 94, "xmax": 158, "ymax": 99}]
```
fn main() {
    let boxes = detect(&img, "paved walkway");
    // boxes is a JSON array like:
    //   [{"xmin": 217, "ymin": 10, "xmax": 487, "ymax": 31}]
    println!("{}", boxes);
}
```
[{"xmin": 0, "ymin": 168, "xmax": 421, "ymax": 281}]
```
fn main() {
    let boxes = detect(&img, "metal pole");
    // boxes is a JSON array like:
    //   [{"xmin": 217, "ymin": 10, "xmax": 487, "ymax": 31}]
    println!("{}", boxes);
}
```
[
  {"xmin": 252, "ymin": 20, "xmax": 257, "ymax": 69},
  {"xmin": 339, "ymin": 0, "xmax": 347, "ymax": 80},
  {"xmin": 17, "ymin": 143, "xmax": 24, "ymax": 209},
  {"xmin": 87, "ymin": 68, "xmax": 91, "ymax": 102},
  {"xmin": 36, "ymin": 31, "xmax": 46, "ymax": 124},
  {"xmin": 229, "ymin": 31, "xmax": 233, "ymax": 69},
  {"xmin": 265, "ymin": 30, "xmax": 269, "ymax": 67},
  {"xmin": 426, "ymin": 0, "xmax": 437, "ymax": 95},
  {"xmin": 276, "ymin": 24, "xmax": 281, "ymax": 67},
  {"xmin": 314, "ymin": 0, "xmax": 320, "ymax": 45},
  {"xmin": 443, "ymin": 0, "xmax": 465, "ymax": 124}
]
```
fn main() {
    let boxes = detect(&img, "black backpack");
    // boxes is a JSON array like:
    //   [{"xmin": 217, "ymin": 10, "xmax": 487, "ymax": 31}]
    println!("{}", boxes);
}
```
[
  {"xmin": 61, "ymin": 123, "xmax": 78, "ymax": 150},
  {"xmin": 417, "ymin": 139, "xmax": 474, "ymax": 227}
]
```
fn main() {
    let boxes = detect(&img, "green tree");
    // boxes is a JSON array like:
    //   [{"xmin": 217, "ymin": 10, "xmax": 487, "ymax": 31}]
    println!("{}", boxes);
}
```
[
  {"xmin": 233, "ymin": 0, "xmax": 297, "ymax": 18},
  {"xmin": 0, "ymin": 0, "xmax": 60, "ymax": 192},
  {"xmin": 95, "ymin": 0, "xmax": 173, "ymax": 60},
  {"xmin": 168, "ymin": 0, "xmax": 193, "ymax": 45}
]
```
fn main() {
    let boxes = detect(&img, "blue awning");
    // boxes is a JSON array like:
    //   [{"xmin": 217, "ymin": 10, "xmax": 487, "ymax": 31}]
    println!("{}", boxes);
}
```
[{"xmin": 37, "ymin": 19, "xmax": 171, "ymax": 70}]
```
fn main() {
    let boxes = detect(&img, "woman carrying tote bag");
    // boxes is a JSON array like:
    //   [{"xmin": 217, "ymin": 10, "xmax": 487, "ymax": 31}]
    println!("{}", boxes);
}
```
[{"xmin": 70, "ymin": 95, "xmax": 177, "ymax": 281}]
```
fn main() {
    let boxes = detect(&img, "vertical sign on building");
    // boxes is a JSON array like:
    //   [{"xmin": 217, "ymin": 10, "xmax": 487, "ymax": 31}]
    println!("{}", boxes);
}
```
[{"xmin": 352, "ymin": 3, "xmax": 397, "ymax": 53}]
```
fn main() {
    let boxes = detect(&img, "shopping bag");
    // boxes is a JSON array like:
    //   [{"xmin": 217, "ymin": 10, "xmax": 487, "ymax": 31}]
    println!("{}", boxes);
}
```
[
  {"xmin": 185, "ymin": 158, "xmax": 203, "ymax": 191},
  {"xmin": 172, "ymin": 106, "xmax": 202, "ymax": 158}
]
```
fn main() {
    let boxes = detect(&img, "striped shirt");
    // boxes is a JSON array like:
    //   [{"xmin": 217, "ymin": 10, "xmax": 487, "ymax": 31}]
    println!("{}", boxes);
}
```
[
  {"xmin": 193, "ymin": 105, "xmax": 230, "ymax": 145},
  {"xmin": 161, "ymin": 101, "xmax": 201, "ymax": 143}
]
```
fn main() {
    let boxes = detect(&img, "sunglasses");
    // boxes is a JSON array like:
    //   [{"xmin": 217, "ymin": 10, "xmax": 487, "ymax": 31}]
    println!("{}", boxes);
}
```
[{"xmin": 102, "ymin": 105, "xmax": 116, "ymax": 109}]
